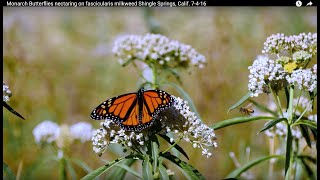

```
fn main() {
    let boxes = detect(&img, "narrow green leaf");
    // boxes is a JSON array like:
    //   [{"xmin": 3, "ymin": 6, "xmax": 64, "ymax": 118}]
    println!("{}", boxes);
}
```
[
  {"xmin": 297, "ymin": 155, "xmax": 317, "ymax": 164},
  {"xmin": 59, "ymin": 157, "xmax": 67, "ymax": 180},
  {"xmin": 152, "ymin": 141, "xmax": 159, "ymax": 174},
  {"xmin": 164, "ymin": 82, "xmax": 201, "ymax": 118},
  {"xmin": 159, "ymin": 163, "xmax": 169, "ymax": 180},
  {"xmin": 165, "ymin": 68, "xmax": 182, "ymax": 85},
  {"xmin": 248, "ymin": 99, "xmax": 278, "ymax": 117},
  {"xmin": 104, "ymin": 159, "xmax": 138, "ymax": 180},
  {"xmin": 160, "ymin": 152, "xmax": 205, "ymax": 180},
  {"xmin": 3, "ymin": 162, "xmax": 16, "ymax": 180},
  {"xmin": 142, "ymin": 156, "xmax": 153, "ymax": 180},
  {"xmin": 310, "ymin": 127, "xmax": 317, "ymax": 145},
  {"xmin": 285, "ymin": 124, "xmax": 293, "ymax": 175},
  {"xmin": 297, "ymin": 157, "xmax": 316, "ymax": 180},
  {"xmin": 228, "ymin": 92, "xmax": 252, "ymax": 113},
  {"xmin": 284, "ymin": 87, "xmax": 290, "ymax": 111},
  {"xmin": 158, "ymin": 134, "xmax": 189, "ymax": 160},
  {"xmin": 71, "ymin": 158, "xmax": 92, "ymax": 173},
  {"xmin": 80, "ymin": 156, "xmax": 128, "ymax": 180},
  {"xmin": 211, "ymin": 116, "xmax": 274, "ymax": 130},
  {"xmin": 3, "ymin": 101, "xmax": 25, "ymax": 120},
  {"xmin": 299, "ymin": 124, "xmax": 312, "ymax": 148},
  {"xmin": 226, "ymin": 155, "xmax": 283, "ymax": 178},
  {"xmin": 308, "ymin": 91, "xmax": 316, "ymax": 110},
  {"xmin": 65, "ymin": 158, "xmax": 77, "ymax": 180},
  {"xmin": 293, "ymin": 120, "xmax": 317, "ymax": 129},
  {"xmin": 258, "ymin": 118, "xmax": 287, "ymax": 133}
]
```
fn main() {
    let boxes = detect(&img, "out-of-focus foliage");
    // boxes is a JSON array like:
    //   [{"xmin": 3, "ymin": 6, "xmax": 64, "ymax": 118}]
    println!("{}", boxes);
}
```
[{"xmin": 3, "ymin": 7, "xmax": 316, "ymax": 179}]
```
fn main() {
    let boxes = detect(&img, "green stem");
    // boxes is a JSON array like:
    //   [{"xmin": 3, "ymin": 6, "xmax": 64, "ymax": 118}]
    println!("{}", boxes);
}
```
[
  {"xmin": 287, "ymin": 86, "xmax": 294, "ymax": 124},
  {"xmin": 269, "ymin": 84, "xmax": 284, "ymax": 117},
  {"xmin": 161, "ymin": 136, "xmax": 183, "ymax": 154},
  {"xmin": 293, "ymin": 90, "xmax": 302, "ymax": 117}
]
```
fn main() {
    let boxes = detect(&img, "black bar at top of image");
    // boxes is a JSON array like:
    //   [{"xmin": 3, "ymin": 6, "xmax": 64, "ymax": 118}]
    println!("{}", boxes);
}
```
[{"xmin": 2, "ymin": 0, "xmax": 318, "ymax": 7}]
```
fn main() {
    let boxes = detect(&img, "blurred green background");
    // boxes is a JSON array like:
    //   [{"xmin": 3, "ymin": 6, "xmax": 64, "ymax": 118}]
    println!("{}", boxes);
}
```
[{"xmin": 3, "ymin": 7, "xmax": 317, "ymax": 180}]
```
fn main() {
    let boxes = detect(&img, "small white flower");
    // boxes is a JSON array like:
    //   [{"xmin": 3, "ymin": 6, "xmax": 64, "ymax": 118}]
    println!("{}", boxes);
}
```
[
  {"xmin": 3, "ymin": 82, "xmax": 12, "ymax": 102},
  {"xmin": 248, "ymin": 55, "xmax": 285, "ymax": 97},
  {"xmin": 286, "ymin": 67, "xmax": 317, "ymax": 92},
  {"xmin": 112, "ymin": 33, "xmax": 206, "ymax": 69},
  {"xmin": 33, "ymin": 120, "xmax": 60, "ymax": 144}
]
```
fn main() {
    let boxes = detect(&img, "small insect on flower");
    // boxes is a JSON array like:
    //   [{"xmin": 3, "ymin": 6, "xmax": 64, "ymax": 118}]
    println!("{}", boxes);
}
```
[
  {"xmin": 239, "ymin": 103, "xmax": 254, "ymax": 116},
  {"xmin": 90, "ymin": 88, "xmax": 174, "ymax": 132}
]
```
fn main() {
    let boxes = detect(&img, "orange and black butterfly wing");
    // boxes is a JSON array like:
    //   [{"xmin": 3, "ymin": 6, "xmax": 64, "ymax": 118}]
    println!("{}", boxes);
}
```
[
  {"xmin": 140, "ymin": 89, "xmax": 173, "ymax": 127},
  {"xmin": 117, "ymin": 103, "xmax": 142, "ymax": 131},
  {"xmin": 90, "ymin": 93, "xmax": 138, "ymax": 124}
]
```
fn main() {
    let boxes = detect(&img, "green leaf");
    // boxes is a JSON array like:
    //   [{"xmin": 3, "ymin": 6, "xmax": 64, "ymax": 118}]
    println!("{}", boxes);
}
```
[
  {"xmin": 142, "ymin": 156, "xmax": 153, "ymax": 180},
  {"xmin": 285, "ymin": 124, "xmax": 293, "ymax": 175},
  {"xmin": 59, "ymin": 157, "xmax": 67, "ymax": 180},
  {"xmin": 165, "ymin": 68, "xmax": 182, "ymax": 85},
  {"xmin": 3, "ymin": 162, "xmax": 16, "ymax": 180},
  {"xmin": 160, "ymin": 152, "xmax": 205, "ymax": 180},
  {"xmin": 152, "ymin": 141, "xmax": 159, "ymax": 174},
  {"xmin": 3, "ymin": 101, "xmax": 25, "ymax": 120},
  {"xmin": 71, "ymin": 158, "xmax": 92, "ymax": 173},
  {"xmin": 159, "ymin": 162, "xmax": 169, "ymax": 180},
  {"xmin": 248, "ymin": 99, "xmax": 278, "ymax": 117},
  {"xmin": 308, "ymin": 91, "xmax": 316, "ymax": 110},
  {"xmin": 81, "ymin": 156, "xmax": 132, "ymax": 180},
  {"xmin": 226, "ymin": 155, "xmax": 283, "ymax": 178},
  {"xmin": 310, "ymin": 128, "xmax": 317, "ymax": 146},
  {"xmin": 104, "ymin": 159, "xmax": 139, "ymax": 180},
  {"xmin": 297, "ymin": 157, "xmax": 316, "ymax": 180},
  {"xmin": 297, "ymin": 155, "xmax": 317, "ymax": 164},
  {"xmin": 284, "ymin": 87, "xmax": 290, "ymax": 111},
  {"xmin": 293, "ymin": 120, "xmax": 317, "ymax": 129},
  {"xmin": 299, "ymin": 124, "xmax": 312, "ymax": 148},
  {"xmin": 158, "ymin": 134, "xmax": 189, "ymax": 160},
  {"xmin": 258, "ymin": 118, "xmax": 287, "ymax": 133},
  {"xmin": 65, "ymin": 158, "xmax": 77, "ymax": 180},
  {"xmin": 164, "ymin": 82, "xmax": 201, "ymax": 118},
  {"xmin": 211, "ymin": 116, "xmax": 274, "ymax": 130},
  {"xmin": 228, "ymin": 92, "xmax": 252, "ymax": 113}
]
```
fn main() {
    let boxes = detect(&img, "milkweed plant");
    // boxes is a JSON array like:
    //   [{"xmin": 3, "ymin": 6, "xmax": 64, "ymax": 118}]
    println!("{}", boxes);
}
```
[
  {"xmin": 217, "ymin": 32, "xmax": 317, "ymax": 179},
  {"xmin": 82, "ymin": 33, "xmax": 217, "ymax": 180},
  {"xmin": 32, "ymin": 120, "xmax": 95, "ymax": 180}
]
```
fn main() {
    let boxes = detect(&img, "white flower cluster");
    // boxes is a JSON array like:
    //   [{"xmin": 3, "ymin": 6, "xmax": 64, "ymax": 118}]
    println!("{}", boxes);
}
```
[
  {"xmin": 3, "ymin": 82, "xmax": 12, "ymax": 102},
  {"xmin": 33, "ymin": 120, "xmax": 94, "ymax": 145},
  {"xmin": 264, "ymin": 122, "xmax": 301, "ymax": 139},
  {"xmin": 286, "ymin": 66, "xmax": 317, "ymax": 92},
  {"xmin": 91, "ymin": 121, "xmax": 145, "ymax": 154},
  {"xmin": 91, "ymin": 96, "xmax": 217, "ymax": 158},
  {"xmin": 163, "ymin": 96, "xmax": 217, "ymax": 158},
  {"xmin": 33, "ymin": 120, "xmax": 61, "ymax": 144},
  {"xmin": 248, "ymin": 55, "xmax": 285, "ymax": 97},
  {"xmin": 112, "ymin": 33, "xmax": 206, "ymax": 69},
  {"xmin": 262, "ymin": 32, "xmax": 317, "ymax": 55}
]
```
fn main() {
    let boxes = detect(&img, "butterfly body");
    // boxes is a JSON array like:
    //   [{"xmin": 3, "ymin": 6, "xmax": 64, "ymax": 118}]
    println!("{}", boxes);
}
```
[{"xmin": 91, "ymin": 88, "xmax": 173, "ymax": 131}]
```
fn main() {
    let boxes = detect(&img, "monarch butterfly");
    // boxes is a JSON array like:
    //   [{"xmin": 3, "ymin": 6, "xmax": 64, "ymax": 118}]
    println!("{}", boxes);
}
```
[{"xmin": 90, "ymin": 88, "xmax": 174, "ymax": 131}]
